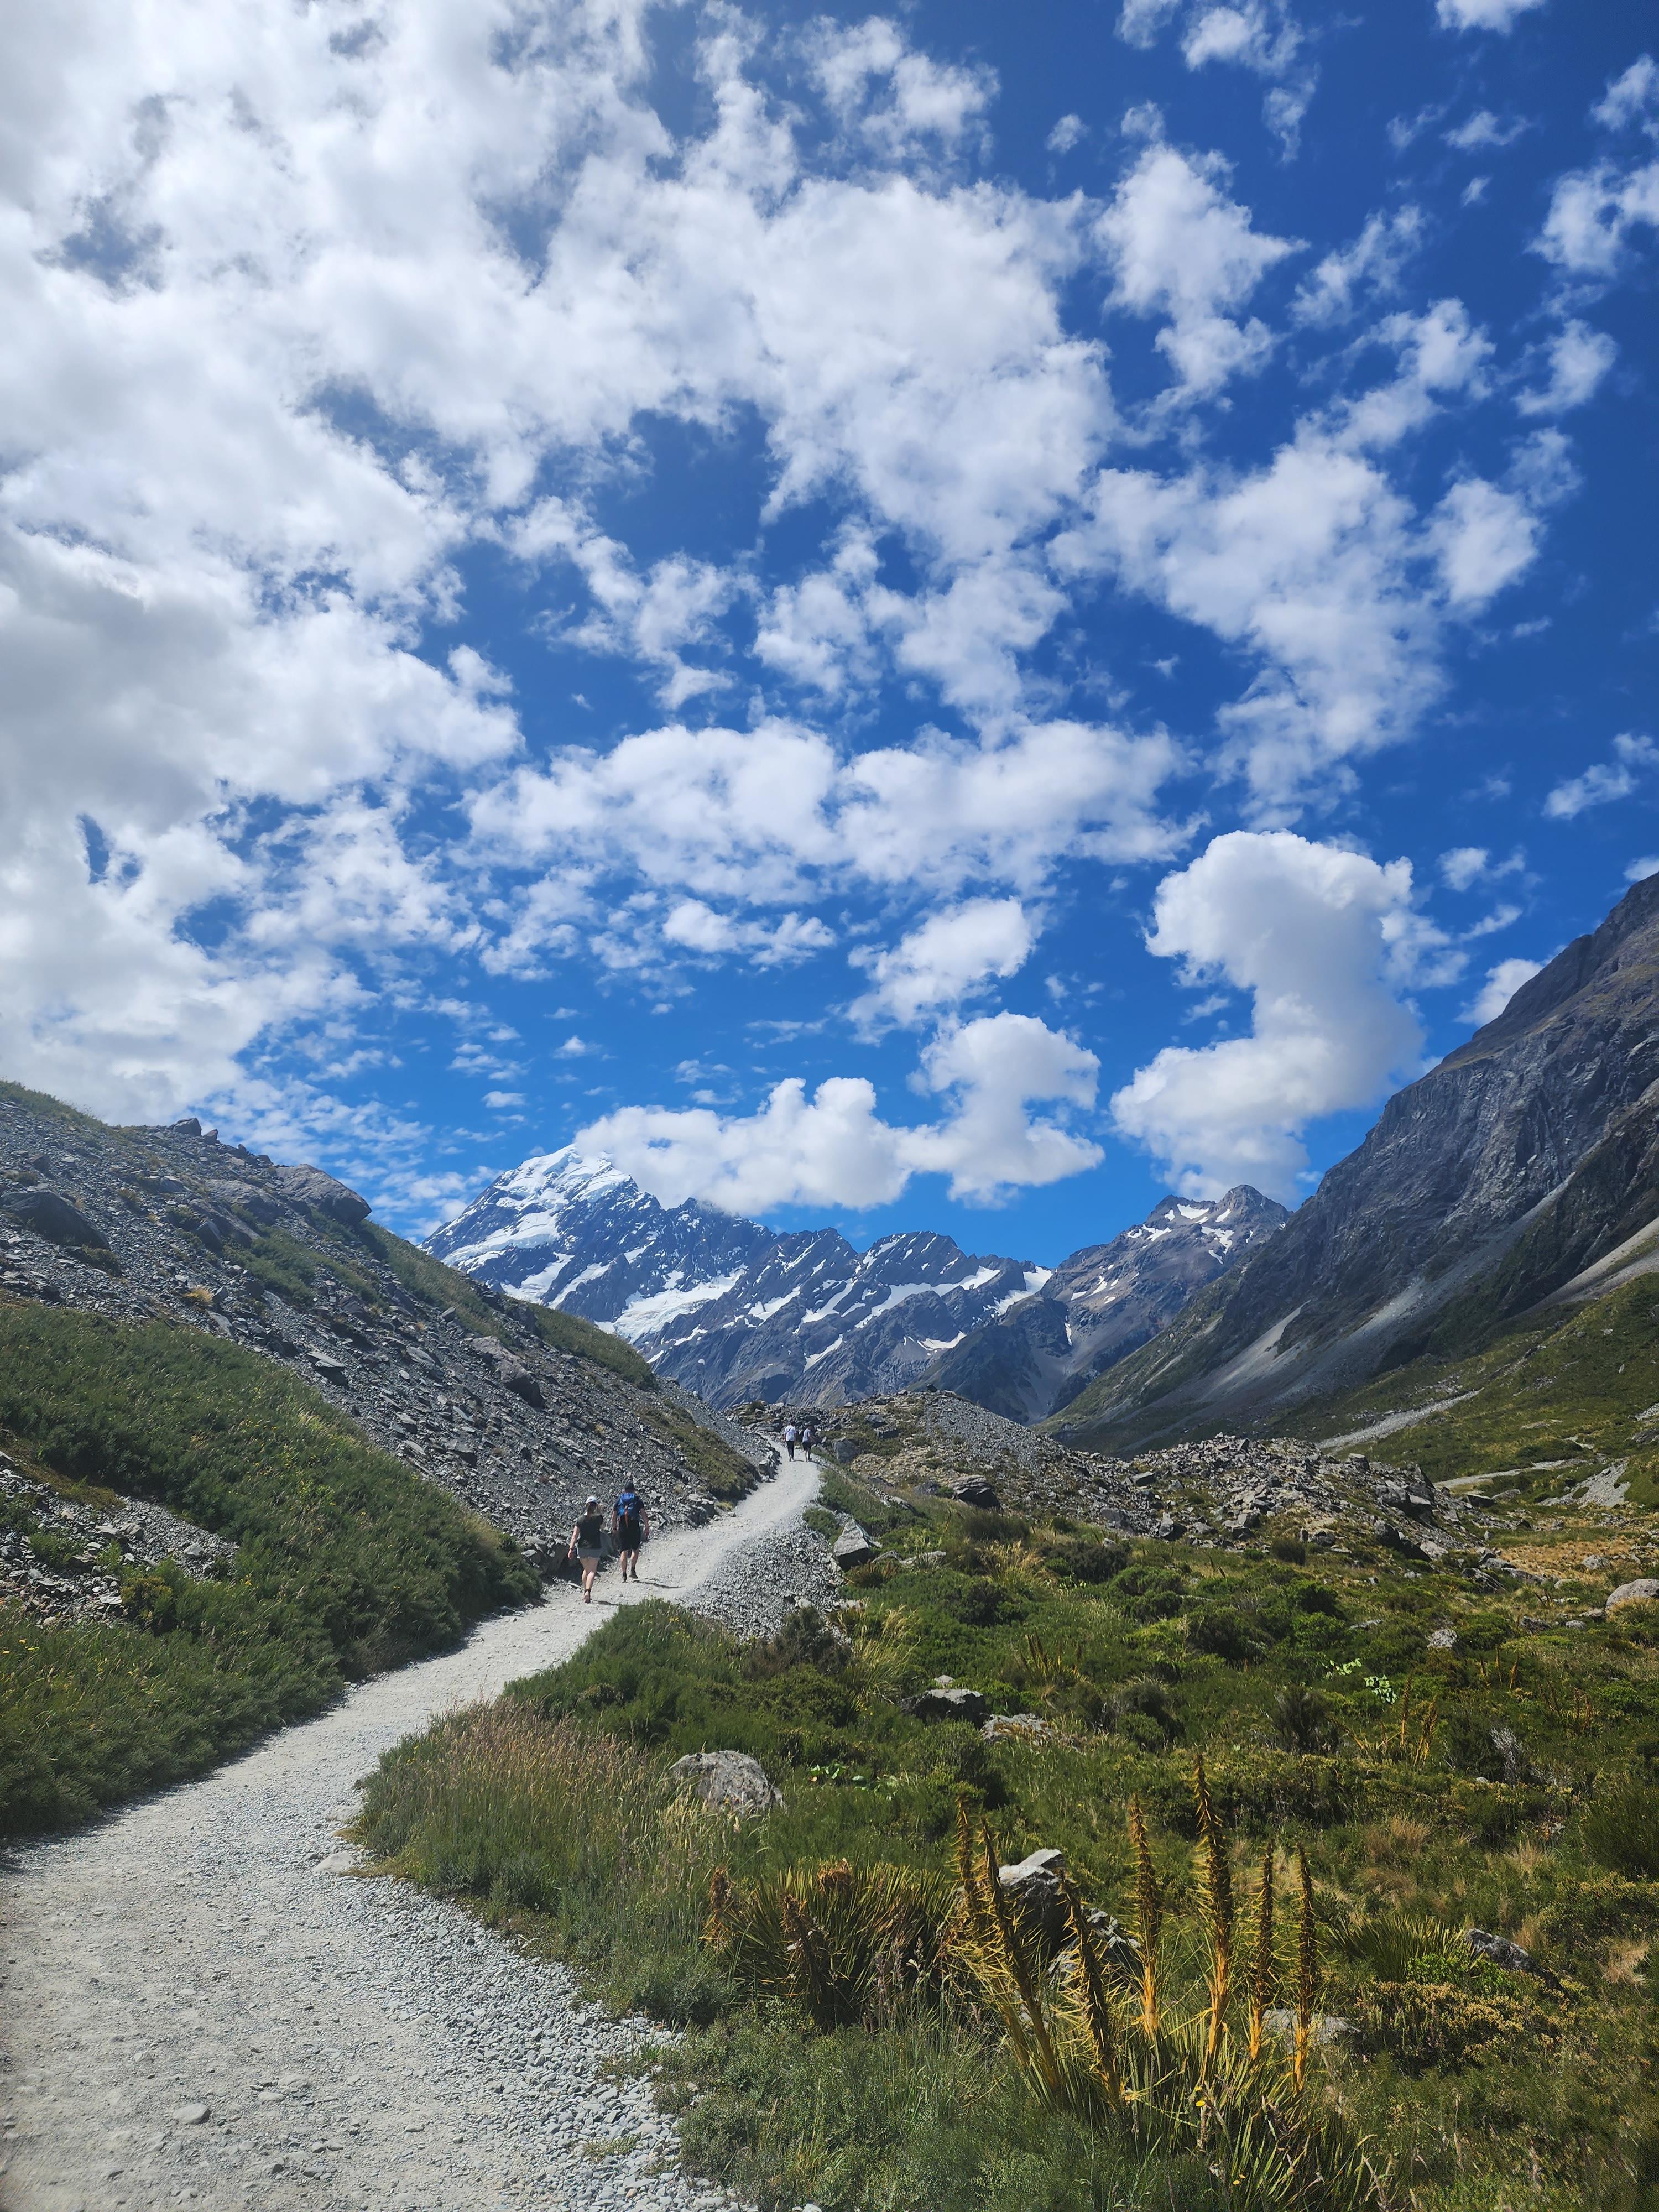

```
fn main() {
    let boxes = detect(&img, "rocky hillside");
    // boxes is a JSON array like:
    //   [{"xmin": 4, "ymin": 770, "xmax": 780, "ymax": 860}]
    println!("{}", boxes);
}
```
[
  {"xmin": 0, "ymin": 1082, "xmax": 765, "ymax": 1613},
  {"xmin": 428, "ymin": 1148, "xmax": 1279, "ymax": 1416},
  {"xmin": 922, "ymin": 1187, "xmax": 1285, "ymax": 1422},
  {"xmin": 755, "ymin": 1388, "xmax": 1499, "ymax": 1571},
  {"xmin": 1056, "ymin": 873, "xmax": 1659, "ymax": 1455}
]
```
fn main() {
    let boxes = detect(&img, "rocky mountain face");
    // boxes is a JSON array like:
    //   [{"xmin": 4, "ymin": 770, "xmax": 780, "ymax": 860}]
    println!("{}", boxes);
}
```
[
  {"xmin": 428, "ymin": 1146, "xmax": 1048, "ymax": 1408},
  {"xmin": 922, "ymin": 1187, "xmax": 1287, "ymax": 1422},
  {"xmin": 0, "ymin": 1084, "xmax": 767, "ymax": 1614},
  {"xmin": 1056, "ymin": 873, "xmax": 1659, "ymax": 1454},
  {"xmin": 429, "ymin": 1151, "xmax": 1280, "ymax": 1415}
]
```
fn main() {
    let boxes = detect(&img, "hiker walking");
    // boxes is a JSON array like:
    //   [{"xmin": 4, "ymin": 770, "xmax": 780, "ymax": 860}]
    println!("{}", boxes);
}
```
[
  {"xmin": 782, "ymin": 1420, "xmax": 799, "ymax": 1460},
  {"xmin": 800, "ymin": 1422, "xmax": 816, "ymax": 1457},
  {"xmin": 567, "ymin": 1493, "xmax": 606, "ymax": 1604},
  {"xmin": 613, "ymin": 1483, "xmax": 649, "ymax": 1582}
]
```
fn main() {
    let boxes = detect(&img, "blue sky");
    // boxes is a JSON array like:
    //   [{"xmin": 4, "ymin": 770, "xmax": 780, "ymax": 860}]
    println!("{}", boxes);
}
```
[{"xmin": 4, "ymin": 0, "xmax": 1657, "ymax": 1266}]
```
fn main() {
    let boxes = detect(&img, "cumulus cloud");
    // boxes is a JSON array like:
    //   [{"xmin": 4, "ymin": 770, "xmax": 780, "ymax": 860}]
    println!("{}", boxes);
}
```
[
  {"xmin": 1110, "ymin": 832, "xmax": 1428, "ymax": 1198},
  {"xmin": 471, "ymin": 718, "xmax": 1186, "ymax": 940},
  {"xmin": 1537, "ymin": 67, "xmax": 1659, "ymax": 277},
  {"xmin": 1097, "ymin": 141, "xmax": 1300, "ymax": 397},
  {"xmin": 1543, "ymin": 733, "xmax": 1656, "ymax": 820},
  {"xmin": 849, "ymin": 898, "xmax": 1037, "ymax": 1029},
  {"xmin": 1516, "ymin": 319, "xmax": 1618, "ymax": 415},
  {"xmin": 575, "ymin": 1011, "xmax": 1099, "ymax": 1209},
  {"xmin": 1428, "ymin": 477, "xmax": 1541, "ymax": 607},
  {"xmin": 1462, "ymin": 956, "xmax": 1543, "ymax": 1025}
]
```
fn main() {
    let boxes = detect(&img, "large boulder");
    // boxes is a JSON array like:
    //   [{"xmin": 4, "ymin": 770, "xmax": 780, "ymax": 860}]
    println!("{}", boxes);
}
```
[
  {"xmin": 832, "ymin": 1522, "xmax": 880, "ymax": 1569},
  {"xmin": 1606, "ymin": 1578, "xmax": 1659, "ymax": 1613},
  {"xmin": 951, "ymin": 1475, "xmax": 1000, "ymax": 1511},
  {"xmin": 273, "ymin": 1164, "xmax": 372, "ymax": 1227},
  {"xmin": 1, "ymin": 1187, "xmax": 109, "ymax": 1249},
  {"xmin": 998, "ymin": 1846, "xmax": 1068, "ymax": 1944},
  {"xmin": 669, "ymin": 1750, "xmax": 784, "ymax": 1818}
]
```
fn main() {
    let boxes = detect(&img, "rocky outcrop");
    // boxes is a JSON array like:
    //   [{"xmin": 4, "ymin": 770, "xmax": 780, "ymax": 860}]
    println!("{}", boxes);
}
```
[{"xmin": 1056, "ymin": 875, "xmax": 1659, "ymax": 1453}]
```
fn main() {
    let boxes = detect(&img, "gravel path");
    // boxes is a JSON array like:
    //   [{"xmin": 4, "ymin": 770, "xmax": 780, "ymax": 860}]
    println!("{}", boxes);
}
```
[{"xmin": 0, "ymin": 1454, "xmax": 822, "ymax": 2212}]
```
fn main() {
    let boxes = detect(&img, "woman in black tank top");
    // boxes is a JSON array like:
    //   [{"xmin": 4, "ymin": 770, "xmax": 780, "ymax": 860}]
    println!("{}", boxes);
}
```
[{"xmin": 568, "ymin": 1495, "xmax": 606, "ymax": 1604}]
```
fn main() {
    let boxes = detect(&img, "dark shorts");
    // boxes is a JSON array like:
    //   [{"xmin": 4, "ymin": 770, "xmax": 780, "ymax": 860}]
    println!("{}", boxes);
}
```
[{"xmin": 617, "ymin": 1521, "xmax": 643, "ymax": 1551}]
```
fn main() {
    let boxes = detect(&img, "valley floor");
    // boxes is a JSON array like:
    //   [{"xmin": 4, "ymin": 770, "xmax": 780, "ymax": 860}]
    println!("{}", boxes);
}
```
[{"xmin": 0, "ymin": 1453, "xmax": 818, "ymax": 2212}]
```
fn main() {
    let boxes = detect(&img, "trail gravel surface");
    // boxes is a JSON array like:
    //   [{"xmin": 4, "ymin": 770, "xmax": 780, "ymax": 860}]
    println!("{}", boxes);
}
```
[{"xmin": 1, "ymin": 1454, "xmax": 821, "ymax": 2212}]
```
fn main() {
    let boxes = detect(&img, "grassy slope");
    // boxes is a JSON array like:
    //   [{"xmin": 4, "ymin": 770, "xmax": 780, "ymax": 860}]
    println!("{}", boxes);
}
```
[
  {"xmin": 0, "ymin": 1303, "xmax": 537, "ymax": 1836},
  {"xmin": 1274, "ymin": 1275, "xmax": 1659, "ymax": 1504},
  {"xmin": 361, "ymin": 1465, "xmax": 1659, "ymax": 2212}
]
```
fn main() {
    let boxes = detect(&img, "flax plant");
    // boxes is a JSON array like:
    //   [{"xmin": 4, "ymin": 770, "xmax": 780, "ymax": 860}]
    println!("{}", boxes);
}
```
[
  {"xmin": 1248, "ymin": 1840, "xmax": 1276, "ymax": 2065},
  {"xmin": 947, "ymin": 1780, "xmax": 1383, "ymax": 2211}
]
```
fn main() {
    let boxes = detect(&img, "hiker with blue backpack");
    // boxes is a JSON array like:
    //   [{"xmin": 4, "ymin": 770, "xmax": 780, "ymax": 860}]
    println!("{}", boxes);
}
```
[{"xmin": 613, "ymin": 1483, "xmax": 649, "ymax": 1581}]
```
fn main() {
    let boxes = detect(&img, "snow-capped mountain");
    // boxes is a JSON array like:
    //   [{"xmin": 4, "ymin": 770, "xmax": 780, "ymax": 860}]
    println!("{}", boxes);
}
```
[
  {"xmin": 426, "ymin": 1148, "xmax": 1285, "ymax": 1416},
  {"xmin": 922, "ymin": 1187, "xmax": 1290, "ymax": 1422}
]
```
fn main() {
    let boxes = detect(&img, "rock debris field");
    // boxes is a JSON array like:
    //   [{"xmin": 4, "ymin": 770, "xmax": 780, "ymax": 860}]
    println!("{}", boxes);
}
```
[{"xmin": 0, "ymin": 1455, "xmax": 826, "ymax": 2212}]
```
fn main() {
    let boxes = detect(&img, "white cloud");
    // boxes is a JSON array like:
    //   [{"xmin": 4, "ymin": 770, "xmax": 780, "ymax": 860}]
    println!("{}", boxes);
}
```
[
  {"xmin": 805, "ymin": 15, "xmax": 996, "ymax": 160},
  {"xmin": 1462, "ymin": 956, "xmax": 1543, "ymax": 1025},
  {"xmin": 471, "ymin": 717, "xmax": 1185, "ymax": 925},
  {"xmin": 1436, "ymin": 0, "xmax": 1546, "ymax": 30},
  {"xmin": 849, "ymin": 898, "xmax": 1037, "ymax": 1029},
  {"xmin": 1516, "ymin": 319, "xmax": 1618, "ymax": 415},
  {"xmin": 1057, "ymin": 437, "xmax": 1439, "ymax": 811},
  {"xmin": 1444, "ymin": 109, "xmax": 1529, "ymax": 150},
  {"xmin": 575, "ymin": 1011, "xmax": 1099, "ymax": 1210},
  {"xmin": 1096, "ymin": 142, "xmax": 1300, "ymax": 396},
  {"xmin": 1110, "ymin": 831, "xmax": 1428, "ymax": 1198},
  {"xmin": 1114, "ymin": 1, "xmax": 1315, "ymax": 156},
  {"xmin": 484, "ymin": 1089, "xmax": 525, "ymax": 1109},
  {"xmin": 1543, "ymin": 733, "xmax": 1656, "ymax": 820},
  {"xmin": 1626, "ymin": 855, "xmax": 1659, "ymax": 882},
  {"xmin": 1537, "ymin": 76, "xmax": 1659, "ymax": 275},
  {"xmin": 1428, "ymin": 477, "xmax": 1541, "ymax": 607},
  {"xmin": 1292, "ymin": 207, "xmax": 1425, "ymax": 326},
  {"xmin": 1595, "ymin": 57, "xmax": 1659, "ymax": 135},
  {"xmin": 661, "ymin": 900, "xmax": 835, "ymax": 967},
  {"xmin": 1439, "ymin": 844, "xmax": 1524, "ymax": 891},
  {"xmin": 1047, "ymin": 114, "xmax": 1086, "ymax": 155}
]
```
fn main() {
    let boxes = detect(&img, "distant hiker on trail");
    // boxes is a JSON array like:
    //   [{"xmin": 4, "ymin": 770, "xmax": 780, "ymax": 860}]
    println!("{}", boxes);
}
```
[
  {"xmin": 613, "ymin": 1484, "xmax": 649, "ymax": 1582},
  {"xmin": 800, "ymin": 1423, "xmax": 816, "ymax": 1457},
  {"xmin": 568, "ymin": 1494, "xmax": 606, "ymax": 1604},
  {"xmin": 782, "ymin": 1421, "xmax": 799, "ymax": 1460}
]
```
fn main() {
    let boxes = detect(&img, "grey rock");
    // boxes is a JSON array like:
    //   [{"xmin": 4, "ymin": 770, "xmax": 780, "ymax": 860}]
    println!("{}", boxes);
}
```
[
  {"xmin": 273, "ymin": 1163, "xmax": 372, "ymax": 1227},
  {"xmin": 982, "ymin": 1713, "xmax": 1056, "ymax": 1743},
  {"xmin": 169, "ymin": 2104, "xmax": 210, "ymax": 2125},
  {"xmin": 1, "ymin": 1187, "xmax": 109, "ymax": 1248},
  {"xmin": 1427, "ymin": 1626, "xmax": 1458, "ymax": 1650},
  {"xmin": 831, "ymin": 1523, "xmax": 879, "ymax": 1568},
  {"xmin": 1606, "ymin": 1578, "xmax": 1659, "ymax": 1613},
  {"xmin": 1466, "ymin": 1927, "xmax": 1562, "ymax": 1989},
  {"xmin": 667, "ymin": 1750, "xmax": 783, "ymax": 1818},
  {"xmin": 950, "ymin": 1475, "xmax": 1000, "ymax": 1511},
  {"xmin": 907, "ymin": 1684, "xmax": 989, "ymax": 1725},
  {"xmin": 1262, "ymin": 2009, "xmax": 1355, "ymax": 2047},
  {"xmin": 998, "ymin": 1846, "xmax": 1068, "ymax": 1943},
  {"xmin": 832, "ymin": 1437, "xmax": 860, "ymax": 1464}
]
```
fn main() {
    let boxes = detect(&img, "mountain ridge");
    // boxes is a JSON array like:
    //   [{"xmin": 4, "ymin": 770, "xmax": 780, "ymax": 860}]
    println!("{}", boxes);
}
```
[
  {"xmin": 1052, "ymin": 872, "xmax": 1659, "ymax": 1453},
  {"xmin": 427, "ymin": 1150, "xmax": 1284, "ymax": 1412}
]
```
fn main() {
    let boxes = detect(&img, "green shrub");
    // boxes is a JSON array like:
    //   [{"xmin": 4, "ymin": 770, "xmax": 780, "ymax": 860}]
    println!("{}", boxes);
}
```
[{"xmin": 1581, "ymin": 1773, "xmax": 1659, "ymax": 1879}]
